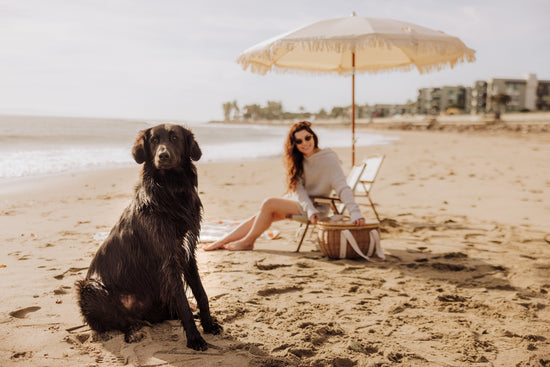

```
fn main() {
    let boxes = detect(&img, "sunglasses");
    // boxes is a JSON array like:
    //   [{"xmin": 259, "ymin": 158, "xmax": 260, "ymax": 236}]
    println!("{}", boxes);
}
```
[{"xmin": 294, "ymin": 135, "xmax": 313, "ymax": 145}]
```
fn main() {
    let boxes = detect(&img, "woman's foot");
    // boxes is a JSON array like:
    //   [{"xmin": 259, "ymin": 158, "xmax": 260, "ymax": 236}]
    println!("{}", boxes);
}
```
[
  {"xmin": 223, "ymin": 239, "xmax": 254, "ymax": 251},
  {"xmin": 203, "ymin": 240, "xmax": 228, "ymax": 251}
]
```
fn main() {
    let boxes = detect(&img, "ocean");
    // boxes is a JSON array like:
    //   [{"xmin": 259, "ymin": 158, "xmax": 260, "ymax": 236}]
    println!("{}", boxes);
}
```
[{"xmin": 0, "ymin": 115, "xmax": 397, "ymax": 181}]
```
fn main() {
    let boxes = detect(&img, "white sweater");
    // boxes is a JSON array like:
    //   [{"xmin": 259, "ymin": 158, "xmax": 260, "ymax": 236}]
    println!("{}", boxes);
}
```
[{"xmin": 294, "ymin": 148, "xmax": 363, "ymax": 222}]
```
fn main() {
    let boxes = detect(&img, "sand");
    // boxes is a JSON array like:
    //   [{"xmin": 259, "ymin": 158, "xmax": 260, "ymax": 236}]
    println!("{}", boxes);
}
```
[{"xmin": 1, "ymin": 127, "xmax": 549, "ymax": 366}]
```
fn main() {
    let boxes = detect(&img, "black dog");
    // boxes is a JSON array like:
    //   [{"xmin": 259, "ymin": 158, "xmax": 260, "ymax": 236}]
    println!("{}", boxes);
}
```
[{"xmin": 76, "ymin": 124, "xmax": 221, "ymax": 351}]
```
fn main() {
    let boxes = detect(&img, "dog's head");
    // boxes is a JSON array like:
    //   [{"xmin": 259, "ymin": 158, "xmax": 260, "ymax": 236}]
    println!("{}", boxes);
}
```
[{"xmin": 132, "ymin": 124, "xmax": 202, "ymax": 170}]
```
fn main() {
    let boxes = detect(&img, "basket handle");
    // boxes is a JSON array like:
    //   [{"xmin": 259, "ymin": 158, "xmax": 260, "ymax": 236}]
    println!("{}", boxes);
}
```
[{"xmin": 340, "ymin": 229, "xmax": 384, "ymax": 261}]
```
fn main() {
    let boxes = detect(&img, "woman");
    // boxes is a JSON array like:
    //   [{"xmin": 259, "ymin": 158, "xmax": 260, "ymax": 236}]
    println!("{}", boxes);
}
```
[{"xmin": 203, "ymin": 121, "xmax": 365, "ymax": 251}]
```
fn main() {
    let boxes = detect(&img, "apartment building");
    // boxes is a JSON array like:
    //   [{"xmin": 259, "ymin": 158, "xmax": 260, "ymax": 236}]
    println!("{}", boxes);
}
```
[
  {"xmin": 536, "ymin": 80, "xmax": 550, "ymax": 111},
  {"xmin": 417, "ymin": 86, "xmax": 469, "ymax": 115},
  {"xmin": 416, "ymin": 87, "xmax": 441, "ymax": 115},
  {"xmin": 471, "ymin": 81, "xmax": 487, "ymax": 114},
  {"xmin": 416, "ymin": 74, "xmax": 550, "ymax": 115}
]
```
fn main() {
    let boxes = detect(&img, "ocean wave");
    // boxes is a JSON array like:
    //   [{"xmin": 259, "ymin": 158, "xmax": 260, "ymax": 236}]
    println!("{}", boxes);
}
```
[{"xmin": 0, "ymin": 116, "xmax": 397, "ymax": 179}]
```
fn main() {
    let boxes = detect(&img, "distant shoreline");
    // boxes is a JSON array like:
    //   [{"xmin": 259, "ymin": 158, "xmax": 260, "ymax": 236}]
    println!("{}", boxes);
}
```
[{"xmin": 210, "ymin": 111, "xmax": 550, "ymax": 134}]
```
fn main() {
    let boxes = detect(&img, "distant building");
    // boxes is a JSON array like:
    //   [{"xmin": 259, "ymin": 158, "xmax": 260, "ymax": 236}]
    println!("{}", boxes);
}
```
[
  {"xmin": 359, "ymin": 103, "xmax": 414, "ymax": 118},
  {"xmin": 372, "ymin": 104, "xmax": 413, "ymax": 117},
  {"xmin": 353, "ymin": 73, "xmax": 549, "ymax": 119},
  {"xmin": 485, "ymin": 73, "xmax": 550, "ymax": 113},
  {"xmin": 417, "ymin": 86, "xmax": 469, "ymax": 115},
  {"xmin": 416, "ymin": 88, "xmax": 441, "ymax": 115},
  {"xmin": 440, "ymin": 86, "xmax": 469, "ymax": 114},
  {"xmin": 536, "ymin": 80, "xmax": 550, "ymax": 111},
  {"xmin": 415, "ymin": 74, "xmax": 550, "ymax": 116},
  {"xmin": 471, "ymin": 81, "xmax": 487, "ymax": 114}
]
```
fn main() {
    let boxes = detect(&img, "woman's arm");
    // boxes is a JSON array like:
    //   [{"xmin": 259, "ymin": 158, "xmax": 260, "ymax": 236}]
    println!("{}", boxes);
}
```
[
  {"xmin": 336, "ymin": 185, "xmax": 364, "ymax": 223},
  {"xmin": 327, "ymin": 154, "xmax": 364, "ymax": 223}
]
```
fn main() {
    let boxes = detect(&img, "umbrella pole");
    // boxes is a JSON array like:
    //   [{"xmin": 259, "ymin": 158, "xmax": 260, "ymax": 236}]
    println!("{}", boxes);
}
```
[{"xmin": 351, "ymin": 52, "xmax": 356, "ymax": 166}]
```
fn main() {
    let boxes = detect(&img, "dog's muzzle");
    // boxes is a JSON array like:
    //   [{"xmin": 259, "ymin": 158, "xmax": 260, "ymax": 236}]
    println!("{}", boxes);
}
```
[{"xmin": 155, "ymin": 146, "xmax": 174, "ymax": 169}]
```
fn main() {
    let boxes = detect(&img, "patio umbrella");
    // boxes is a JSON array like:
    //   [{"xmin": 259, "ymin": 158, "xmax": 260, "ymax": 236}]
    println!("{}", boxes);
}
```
[{"xmin": 237, "ymin": 13, "xmax": 476, "ymax": 165}]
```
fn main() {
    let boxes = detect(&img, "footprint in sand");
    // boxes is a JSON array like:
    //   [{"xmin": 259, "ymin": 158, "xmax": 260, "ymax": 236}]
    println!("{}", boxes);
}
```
[
  {"xmin": 9, "ymin": 306, "xmax": 41, "ymax": 319},
  {"xmin": 431, "ymin": 262, "xmax": 470, "ymax": 272},
  {"xmin": 54, "ymin": 286, "xmax": 71, "ymax": 295},
  {"xmin": 257, "ymin": 285, "xmax": 303, "ymax": 296},
  {"xmin": 443, "ymin": 252, "xmax": 468, "ymax": 259},
  {"xmin": 53, "ymin": 267, "xmax": 88, "ymax": 280},
  {"xmin": 253, "ymin": 262, "xmax": 291, "ymax": 271}
]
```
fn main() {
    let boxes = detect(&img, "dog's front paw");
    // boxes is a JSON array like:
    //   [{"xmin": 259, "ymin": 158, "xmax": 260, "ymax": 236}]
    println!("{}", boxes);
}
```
[
  {"xmin": 124, "ymin": 330, "xmax": 146, "ymax": 343},
  {"xmin": 186, "ymin": 335, "xmax": 208, "ymax": 351},
  {"xmin": 202, "ymin": 320, "xmax": 222, "ymax": 335},
  {"xmin": 124, "ymin": 324, "xmax": 147, "ymax": 343}
]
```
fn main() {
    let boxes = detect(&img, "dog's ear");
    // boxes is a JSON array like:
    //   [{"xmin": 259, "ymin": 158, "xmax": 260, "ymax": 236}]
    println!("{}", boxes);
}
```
[
  {"xmin": 186, "ymin": 131, "xmax": 202, "ymax": 162},
  {"xmin": 132, "ymin": 128, "xmax": 150, "ymax": 164}
]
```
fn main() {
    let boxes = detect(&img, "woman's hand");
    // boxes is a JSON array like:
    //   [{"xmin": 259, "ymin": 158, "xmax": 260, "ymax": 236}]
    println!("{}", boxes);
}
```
[
  {"xmin": 354, "ymin": 218, "xmax": 365, "ymax": 226},
  {"xmin": 309, "ymin": 213, "xmax": 320, "ymax": 225}
]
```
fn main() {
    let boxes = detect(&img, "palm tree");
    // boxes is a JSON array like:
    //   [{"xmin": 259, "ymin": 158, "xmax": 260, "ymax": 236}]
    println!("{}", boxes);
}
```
[
  {"xmin": 490, "ymin": 93, "xmax": 511, "ymax": 121},
  {"xmin": 243, "ymin": 104, "xmax": 261, "ymax": 120},
  {"xmin": 265, "ymin": 101, "xmax": 283, "ymax": 120},
  {"xmin": 222, "ymin": 102, "xmax": 233, "ymax": 121},
  {"xmin": 231, "ymin": 100, "xmax": 240, "ymax": 120}
]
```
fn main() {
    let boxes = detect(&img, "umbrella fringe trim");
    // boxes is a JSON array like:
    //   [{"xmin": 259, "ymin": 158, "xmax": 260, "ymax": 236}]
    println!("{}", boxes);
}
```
[
  {"xmin": 236, "ymin": 36, "xmax": 475, "ymax": 76},
  {"xmin": 238, "ymin": 53, "xmax": 475, "ymax": 76}
]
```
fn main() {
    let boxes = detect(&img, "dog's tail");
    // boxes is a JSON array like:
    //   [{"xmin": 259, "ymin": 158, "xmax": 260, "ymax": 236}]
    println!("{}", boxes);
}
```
[{"xmin": 75, "ymin": 278, "xmax": 131, "ymax": 333}]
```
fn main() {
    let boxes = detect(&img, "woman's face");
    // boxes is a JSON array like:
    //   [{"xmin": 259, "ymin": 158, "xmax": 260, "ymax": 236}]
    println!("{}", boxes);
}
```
[{"xmin": 293, "ymin": 129, "xmax": 316, "ymax": 157}]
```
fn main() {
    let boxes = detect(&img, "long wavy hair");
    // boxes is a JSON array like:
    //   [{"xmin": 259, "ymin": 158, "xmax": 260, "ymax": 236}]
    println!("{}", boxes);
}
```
[{"xmin": 283, "ymin": 121, "xmax": 319, "ymax": 192}]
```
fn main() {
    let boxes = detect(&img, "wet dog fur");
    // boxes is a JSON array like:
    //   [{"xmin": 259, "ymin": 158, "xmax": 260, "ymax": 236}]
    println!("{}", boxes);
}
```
[{"xmin": 76, "ymin": 124, "xmax": 221, "ymax": 350}]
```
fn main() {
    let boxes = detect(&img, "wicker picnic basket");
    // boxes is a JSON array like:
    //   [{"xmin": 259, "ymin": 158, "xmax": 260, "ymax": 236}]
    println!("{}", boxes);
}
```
[{"xmin": 317, "ymin": 219, "xmax": 380, "ymax": 259}]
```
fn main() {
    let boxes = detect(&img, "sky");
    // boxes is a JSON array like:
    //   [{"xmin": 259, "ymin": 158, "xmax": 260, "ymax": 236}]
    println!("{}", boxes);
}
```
[{"xmin": 1, "ymin": 0, "xmax": 549, "ymax": 122}]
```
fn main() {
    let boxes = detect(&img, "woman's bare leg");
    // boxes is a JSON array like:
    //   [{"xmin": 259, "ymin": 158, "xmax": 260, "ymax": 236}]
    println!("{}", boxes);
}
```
[
  {"xmin": 224, "ymin": 198, "xmax": 301, "ymax": 251},
  {"xmin": 203, "ymin": 216, "xmax": 255, "ymax": 251}
]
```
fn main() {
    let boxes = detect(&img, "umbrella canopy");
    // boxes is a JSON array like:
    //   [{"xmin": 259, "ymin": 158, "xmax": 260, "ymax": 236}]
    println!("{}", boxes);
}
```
[{"xmin": 237, "ymin": 14, "xmax": 476, "ymax": 164}]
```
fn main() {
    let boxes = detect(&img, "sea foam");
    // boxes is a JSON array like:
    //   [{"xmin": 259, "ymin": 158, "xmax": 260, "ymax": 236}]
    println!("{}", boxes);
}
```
[{"xmin": 0, "ymin": 116, "xmax": 397, "ymax": 179}]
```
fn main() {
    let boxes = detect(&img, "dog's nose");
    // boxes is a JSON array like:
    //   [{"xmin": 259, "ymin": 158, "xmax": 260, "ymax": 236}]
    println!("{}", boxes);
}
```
[{"xmin": 158, "ymin": 149, "xmax": 170, "ymax": 161}]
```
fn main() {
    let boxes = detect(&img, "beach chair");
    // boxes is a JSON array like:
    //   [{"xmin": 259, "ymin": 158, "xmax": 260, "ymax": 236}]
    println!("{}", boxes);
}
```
[
  {"xmin": 355, "ymin": 154, "xmax": 385, "ymax": 222},
  {"xmin": 293, "ymin": 162, "xmax": 367, "ymax": 252}
]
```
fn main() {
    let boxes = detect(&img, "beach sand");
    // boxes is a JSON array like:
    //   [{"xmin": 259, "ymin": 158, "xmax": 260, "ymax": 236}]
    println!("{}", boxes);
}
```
[{"xmin": 1, "ymin": 127, "xmax": 549, "ymax": 366}]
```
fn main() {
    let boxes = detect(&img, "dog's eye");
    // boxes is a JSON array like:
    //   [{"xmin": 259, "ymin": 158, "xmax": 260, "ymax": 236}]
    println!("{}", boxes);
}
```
[
  {"xmin": 170, "ymin": 134, "xmax": 178, "ymax": 142},
  {"xmin": 151, "ymin": 136, "xmax": 159, "ymax": 144}
]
